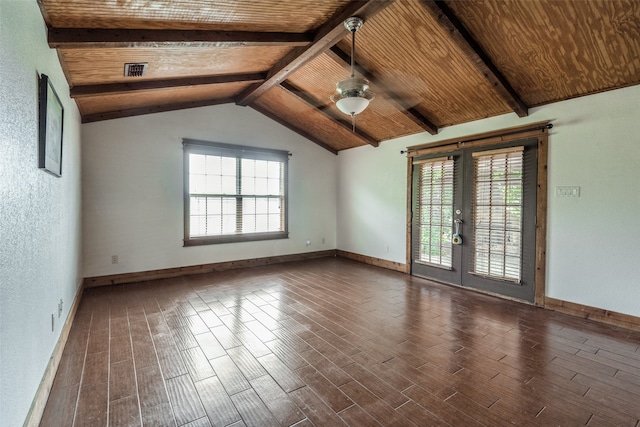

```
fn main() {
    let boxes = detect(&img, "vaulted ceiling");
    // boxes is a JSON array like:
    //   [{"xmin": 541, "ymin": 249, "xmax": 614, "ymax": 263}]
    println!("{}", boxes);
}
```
[{"xmin": 38, "ymin": 0, "xmax": 640, "ymax": 154}]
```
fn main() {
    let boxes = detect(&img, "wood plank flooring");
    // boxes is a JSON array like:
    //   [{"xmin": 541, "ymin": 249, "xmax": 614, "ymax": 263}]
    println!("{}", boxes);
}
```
[{"xmin": 40, "ymin": 258, "xmax": 640, "ymax": 426}]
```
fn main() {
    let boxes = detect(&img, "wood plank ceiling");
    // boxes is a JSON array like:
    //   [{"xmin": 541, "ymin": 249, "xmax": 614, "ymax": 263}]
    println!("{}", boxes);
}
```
[{"xmin": 38, "ymin": 0, "xmax": 640, "ymax": 154}]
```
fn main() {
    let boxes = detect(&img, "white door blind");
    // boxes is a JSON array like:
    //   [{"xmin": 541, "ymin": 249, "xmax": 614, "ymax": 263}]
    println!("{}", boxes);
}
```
[
  {"xmin": 415, "ymin": 158, "xmax": 454, "ymax": 268},
  {"xmin": 472, "ymin": 147, "xmax": 523, "ymax": 281}
]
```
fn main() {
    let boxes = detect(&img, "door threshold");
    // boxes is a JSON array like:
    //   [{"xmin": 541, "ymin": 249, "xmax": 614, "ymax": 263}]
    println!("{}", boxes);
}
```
[{"xmin": 411, "ymin": 273, "xmax": 536, "ymax": 306}]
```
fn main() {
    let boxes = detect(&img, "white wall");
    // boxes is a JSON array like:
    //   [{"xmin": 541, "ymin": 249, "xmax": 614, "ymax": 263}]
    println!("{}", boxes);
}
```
[
  {"xmin": 338, "ymin": 85, "xmax": 640, "ymax": 318},
  {"xmin": 337, "ymin": 138, "xmax": 408, "ymax": 260},
  {"xmin": 0, "ymin": 1, "xmax": 83, "ymax": 425},
  {"xmin": 82, "ymin": 104, "xmax": 337, "ymax": 277}
]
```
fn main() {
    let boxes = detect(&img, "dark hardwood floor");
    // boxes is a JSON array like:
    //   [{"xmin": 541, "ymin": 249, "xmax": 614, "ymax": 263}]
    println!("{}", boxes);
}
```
[{"xmin": 40, "ymin": 257, "xmax": 640, "ymax": 427}]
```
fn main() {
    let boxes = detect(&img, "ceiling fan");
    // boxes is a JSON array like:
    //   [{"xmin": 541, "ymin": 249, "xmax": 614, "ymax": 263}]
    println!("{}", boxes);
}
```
[{"xmin": 331, "ymin": 16, "xmax": 374, "ymax": 131}]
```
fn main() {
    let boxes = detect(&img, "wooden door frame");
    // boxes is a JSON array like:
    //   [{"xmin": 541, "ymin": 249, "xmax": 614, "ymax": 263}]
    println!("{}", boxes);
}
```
[{"xmin": 405, "ymin": 121, "xmax": 550, "ymax": 306}]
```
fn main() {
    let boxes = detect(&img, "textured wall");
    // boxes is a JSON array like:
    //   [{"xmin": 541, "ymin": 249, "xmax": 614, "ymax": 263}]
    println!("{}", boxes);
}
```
[
  {"xmin": 0, "ymin": 1, "xmax": 83, "ymax": 425},
  {"xmin": 337, "ymin": 84, "xmax": 640, "ymax": 318},
  {"xmin": 82, "ymin": 104, "xmax": 337, "ymax": 278}
]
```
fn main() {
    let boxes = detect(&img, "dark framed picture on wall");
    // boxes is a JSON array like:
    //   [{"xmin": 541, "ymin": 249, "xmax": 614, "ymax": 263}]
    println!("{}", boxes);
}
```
[{"xmin": 38, "ymin": 73, "xmax": 64, "ymax": 177}]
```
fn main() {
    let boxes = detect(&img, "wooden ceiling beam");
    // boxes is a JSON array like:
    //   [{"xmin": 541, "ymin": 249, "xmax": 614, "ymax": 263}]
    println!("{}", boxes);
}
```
[
  {"xmin": 249, "ymin": 105, "xmax": 338, "ymax": 155},
  {"xmin": 420, "ymin": 0, "xmax": 528, "ymax": 117},
  {"xmin": 326, "ymin": 46, "xmax": 439, "ymax": 135},
  {"xmin": 236, "ymin": 0, "xmax": 395, "ymax": 107},
  {"xmin": 81, "ymin": 97, "xmax": 236, "ymax": 123},
  {"xmin": 71, "ymin": 73, "xmax": 266, "ymax": 98},
  {"xmin": 280, "ymin": 82, "xmax": 379, "ymax": 147},
  {"xmin": 47, "ymin": 28, "xmax": 313, "ymax": 49}
]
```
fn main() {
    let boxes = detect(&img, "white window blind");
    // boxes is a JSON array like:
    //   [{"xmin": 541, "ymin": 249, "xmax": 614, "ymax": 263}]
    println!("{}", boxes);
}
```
[
  {"xmin": 183, "ymin": 140, "xmax": 288, "ymax": 245},
  {"xmin": 472, "ymin": 147, "xmax": 523, "ymax": 281},
  {"xmin": 414, "ymin": 157, "xmax": 454, "ymax": 268}
]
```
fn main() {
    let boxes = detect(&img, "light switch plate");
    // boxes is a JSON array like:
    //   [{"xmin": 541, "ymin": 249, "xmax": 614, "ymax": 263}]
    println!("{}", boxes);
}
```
[{"xmin": 555, "ymin": 186, "xmax": 580, "ymax": 197}]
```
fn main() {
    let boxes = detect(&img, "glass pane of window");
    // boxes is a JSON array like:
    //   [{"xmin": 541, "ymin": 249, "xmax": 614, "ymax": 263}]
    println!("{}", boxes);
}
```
[
  {"xmin": 243, "ymin": 215, "xmax": 256, "ymax": 233},
  {"xmin": 267, "ymin": 178, "xmax": 280, "ymax": 195},
  {"xmin": 221, "ymin": 176, "xmax": 236, "ymax": 194},
  {"xmin": 243, "ymin": 197, "xmax": 256, "ymax": 214},
  {"xmin": 505, "ymin": 231, "xmax": 521, "ymax": 256},
  {"xmin": 207, "ymin": 215, "xmax": 221, "ymax": 235},
  {"xmin": 267, "ymin": 161, "xmax": 281, "ymax": 179},
  {"xmin": 222, "ymin": 198, "xmax": 236, "ymax": 215},
  {"xmin": 207, "ymin": 197, "xmax": 221, "ymax": 214},
  {"xmin": 242, "ymin": 158, "xmax": 256, "ymax": 177},
  {"xmin": 505, "ymin": 256, "xmax": 520, "ymax": 277},
  {"xmin": 490, "ymin": 229, "xmax": 505, "ymax": 253},
  {"xmin": 431, "ymin": 205, "xmax": 442, "ymax": 224},
  {"xmin": 256, "ymin": 214, "xmax": 268, "ymax": 231},
  {"xmin": 255, "ymin": 160, "xmax": 268, "ymax": 178},
  {"xmin": 415, "ymin": 159, "xmax": 454, "ymax": 268},
  {"xmin": 190, "ymin": 215, "xmax": 207, "ymax": 237},
  {"xmin": 255, "ymin": 178, "xmax": 269, "ymax": 195},
  {"xmin": 255, "ymin": 198, "xmax": 268, "ymax": 214},
  {"xmin": 206, "ymin": 156, "xmax": 221, "ymax": 174},
  {"xmin": 190, "ymin": 197, "xmax": 206, "ymax": 216},
  {"xmin": 268, "ymin": 198, "xmax": 281, "ymax": 213},
  {"xmin": 475, "ymin": 251, "xmax": 489, "ymax": 275},
  {"xmin": 242, "ymin": 177, "xmax": 255, "ymax": 195},
  {"xmin": 268, "ymin": 214, "xmax": 280, "ymax": 231},
  {"xmin": 490, "ymin": 253, "xmax": 505, "ymax": 276},
  {"xmin": 475, "ymin": 228, "xmax": 490, "ymax": 252},
  {"xmin": 506, "ymin": 206, "xmax": 521, "ymax": 230},
  {"xmin": 241, "ymin": 160, "xmax": 280, "ymax": 195},
  {"xmin": 186, "ymin": 143, "xmax": 287, "ymax": 243},
  {"xmin": 190, "ymin": 174, "xmax": 205, "ymax": 194},
  {"xmin": 490, "ymin": 206, "xmax": 506, "ymax": 226},
  {"xmin": 205, "ymin": 174, "xmax": 221, "ymax": 194},
  {"xmin": 222, "ymin": 214, "xmax": 236, "ymax": 234},
  {"xmin": 240, "ymin": 196, "xmax": 283, "ymax": 233},
  {"xmin": 221, "ymin": 157, "xmax": 236, "ymax": 175},
  {"xmin": 190, "ymin": 154, "xmax": 206, "ymax": 174},
  {"xmin": 472, "ymin": 150, "xmax": 523, "ymax": 281}
]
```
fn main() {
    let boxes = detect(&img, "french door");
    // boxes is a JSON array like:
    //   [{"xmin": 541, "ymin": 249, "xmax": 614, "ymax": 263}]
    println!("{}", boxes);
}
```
[{"xmin": 411, "ymin": 138, "xmax": 538, "ymax": 302}]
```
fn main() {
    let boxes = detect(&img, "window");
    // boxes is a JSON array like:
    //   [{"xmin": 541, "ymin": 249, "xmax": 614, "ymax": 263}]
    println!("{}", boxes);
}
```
[
  {"xmin": 183, "ymin": 139, "xmax": 289, "ymax": 246},
  {"xmin": 472, "ymin": 147, "xmax": 523, "ymax": 282},
  {"xmin": 414, "ymin": 157, "xmax": 455, "ymax": 268}
]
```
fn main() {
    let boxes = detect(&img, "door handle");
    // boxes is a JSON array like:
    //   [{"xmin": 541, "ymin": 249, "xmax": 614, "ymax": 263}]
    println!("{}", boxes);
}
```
[{"xmin": 452, "ymin": 219, "xmax": 463, "ymax": 245}]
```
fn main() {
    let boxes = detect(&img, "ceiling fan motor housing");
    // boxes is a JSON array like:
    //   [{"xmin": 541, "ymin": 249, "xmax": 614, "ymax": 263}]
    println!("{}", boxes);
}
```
[{"xmin": 336, "ymin": 76, "xmax": 372, "ymax": 98}]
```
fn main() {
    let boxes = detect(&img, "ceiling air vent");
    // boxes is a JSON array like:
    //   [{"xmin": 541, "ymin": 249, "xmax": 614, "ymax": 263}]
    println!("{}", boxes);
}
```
[{"xmin": 124, "ymin": 63, "xmax": 148, "ymax": 77}]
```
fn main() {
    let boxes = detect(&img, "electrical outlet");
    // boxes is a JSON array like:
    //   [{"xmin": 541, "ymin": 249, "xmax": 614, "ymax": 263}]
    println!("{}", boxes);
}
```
[
  {"xmin": 305, "ymin": 239, "xmax": 311, "ymax": 246},
  {"xmin": 111, "ymin": 255, "xmax": 118, "ymax": 264},
  {"xmin": 322, "ymin": 237, "xmax": 325, "ymax": 245},
  {"xmin": 58, "ymin": 299, "xmax": 63, "ymax": 318}
]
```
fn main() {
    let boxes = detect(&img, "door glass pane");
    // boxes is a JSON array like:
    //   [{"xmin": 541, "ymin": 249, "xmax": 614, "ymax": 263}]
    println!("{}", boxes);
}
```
[
  {"xmin": 472, "ymin": 149, "xmax": 523, "ymax": 281},
  {"xmin": 415, "ymin": 159, "xmax": 454, "ymax": 268}
]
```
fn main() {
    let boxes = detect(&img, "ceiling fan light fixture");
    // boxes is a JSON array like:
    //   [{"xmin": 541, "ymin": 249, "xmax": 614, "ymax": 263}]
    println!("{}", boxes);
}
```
[
  {"xmin": 336, "ymin": 96, "xmax": 370, "ymax": 116},
  {"xmin": 332, "ymin": 75, "xmax": 375, "ymax": 116},
  {"xmin": 332, "ymin": 16, "xmax": 373, "ymax": 121}
]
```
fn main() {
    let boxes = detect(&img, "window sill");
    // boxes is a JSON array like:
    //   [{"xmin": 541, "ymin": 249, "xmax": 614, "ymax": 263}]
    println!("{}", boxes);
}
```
[{"xmin": 184, "ymin": 231, "xmax": 288, "ymax": 246}]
